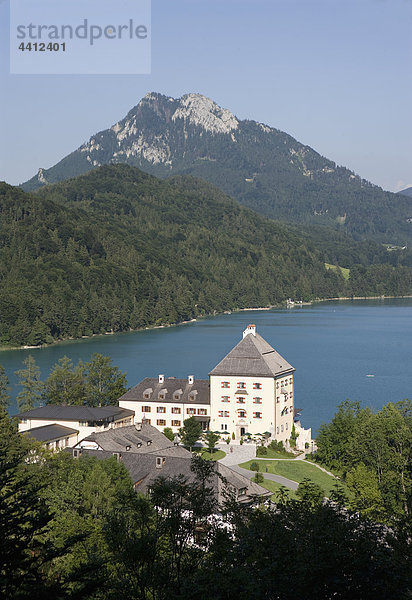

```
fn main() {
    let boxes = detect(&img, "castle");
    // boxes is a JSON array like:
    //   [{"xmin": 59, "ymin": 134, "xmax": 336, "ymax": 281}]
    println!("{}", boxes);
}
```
[{"xmin": 119, "ymin": 324, "xmax": 311, "ymax": 447}]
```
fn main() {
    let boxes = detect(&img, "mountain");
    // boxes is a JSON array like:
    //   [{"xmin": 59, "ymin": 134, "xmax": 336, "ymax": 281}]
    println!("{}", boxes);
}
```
[
  {"xmin": 2, "ymin": 164, "xmax": 410, "ymax": 347},
  {"xmin": 398, "ymin": 186, "xmax": 412, "ymax": 198},
  {"xmin": 21, "ymin": 92, "xmax": 412, "ymax": 244}
]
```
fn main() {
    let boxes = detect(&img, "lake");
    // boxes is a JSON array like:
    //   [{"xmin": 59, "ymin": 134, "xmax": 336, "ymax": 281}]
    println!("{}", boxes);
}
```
[{"xmin": 3, "ymin": 298, "xmax": 411, "ymax": 434}]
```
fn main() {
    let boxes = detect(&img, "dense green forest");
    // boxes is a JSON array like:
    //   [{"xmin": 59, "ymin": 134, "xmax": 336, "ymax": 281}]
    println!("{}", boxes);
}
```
[
  {"xmin": 1, "ymin": 408, "xmax": 410, "ymax": 600},
  {"xmin": 1, "ymin": 164, "xmax": 411, "ymax": 347}
]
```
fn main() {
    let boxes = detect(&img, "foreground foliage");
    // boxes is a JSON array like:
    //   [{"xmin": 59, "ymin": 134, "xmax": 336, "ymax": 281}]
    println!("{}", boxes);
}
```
[
  {"xmin": 315, "ymin": 399, "xmax": 412, "ymax": 523},
  {"xmin": 1, "ymin": 409, "xmax": 411, "ymax": 599}
]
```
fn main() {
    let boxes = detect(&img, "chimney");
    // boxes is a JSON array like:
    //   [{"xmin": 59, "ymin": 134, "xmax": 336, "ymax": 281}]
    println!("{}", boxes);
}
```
[
  {"xmin": 243, "ymin": 324, "xmax": 256, "ymax": 338},
  {"xmin": 159, "ymin": 374, "xmax": 165, "ymax": 384},
  {"xmin": 188, "ymin": 375, "xmax": 194, "ymax": 385}
]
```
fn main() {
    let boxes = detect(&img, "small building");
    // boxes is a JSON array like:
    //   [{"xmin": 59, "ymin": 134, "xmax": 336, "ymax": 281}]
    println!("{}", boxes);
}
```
[
  {"xmin": 18, "ymin": 405, "xmax": 135, "ymax": 448},
  {"xmin": 24, "ymin": 423, "xmax": 79, "ymax": 451},
  {"xmin": 209, "ymin": 324, "xmax": 295, "ymax": 442},
  {"xmin": 118, "ymin": 375, "xmax": 210, "ymax": 433},
  {"xmin": 72, "ymin": 421, "xmax": 271, "ymax": 505}
]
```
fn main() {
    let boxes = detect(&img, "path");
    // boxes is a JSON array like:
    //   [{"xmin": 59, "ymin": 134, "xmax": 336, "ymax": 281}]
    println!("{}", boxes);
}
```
[
  {"xmin": 229, "ymin": 465, "xmax": 299, "ymax": 491},
  {"xmin": 218, "ymin": 443, "xmax": 298, "ymax": 491}
]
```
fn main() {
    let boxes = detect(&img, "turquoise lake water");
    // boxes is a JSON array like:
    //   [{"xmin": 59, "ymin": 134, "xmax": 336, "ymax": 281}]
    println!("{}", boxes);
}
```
[{"xmin": 3, "ymin": 298, "xmax": 412, "ymax": 434}]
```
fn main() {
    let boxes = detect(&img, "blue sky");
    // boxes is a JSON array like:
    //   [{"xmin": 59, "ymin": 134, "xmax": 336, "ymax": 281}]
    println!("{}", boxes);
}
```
[{"xmin": 1, "ymin": 0, "xmax": 411, "ymax": 191}]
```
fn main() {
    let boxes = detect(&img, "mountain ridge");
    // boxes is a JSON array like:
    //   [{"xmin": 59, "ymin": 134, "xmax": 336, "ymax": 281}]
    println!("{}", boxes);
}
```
[{"xmin": 21, "ymin": 92, "xmax": 412, "ymax": 244}]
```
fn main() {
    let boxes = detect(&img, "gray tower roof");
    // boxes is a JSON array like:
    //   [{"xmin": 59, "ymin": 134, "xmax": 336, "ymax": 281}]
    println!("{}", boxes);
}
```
[{"xmin": 209, "ymin": 331, "xmax": 294, "ymax": 378}]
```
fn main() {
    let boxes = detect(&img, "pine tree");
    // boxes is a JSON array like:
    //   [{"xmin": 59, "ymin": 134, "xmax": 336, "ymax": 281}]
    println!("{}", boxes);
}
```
[
  {"xmin": 0, "ymin": 364, "xmax": 10, "ymax": 410},
  {"xmin": 15, "ymin": 355, "xmax": 43, "ymax": 413}
]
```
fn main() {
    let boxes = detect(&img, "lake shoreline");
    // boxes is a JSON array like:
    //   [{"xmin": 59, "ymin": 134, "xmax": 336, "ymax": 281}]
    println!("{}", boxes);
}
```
[{"xmin": 2, "ymin": 294, "xmax": 412, "ymax": 352}]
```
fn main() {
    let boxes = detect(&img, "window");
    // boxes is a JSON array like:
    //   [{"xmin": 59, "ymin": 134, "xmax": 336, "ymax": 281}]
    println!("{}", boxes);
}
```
[
  {"xmin": 221, "ymin": 424, "xmax": 228, "ymax": 431},
  {"xmin": 157, "ymin": 419, "xmax": 166, "ymax": 426},
  {"xmin": 237, "ymin": 382, "xmax": 246, "ymax": 389},
  {"xmin": 126, "ymin": 445, "xmax": 131, "ymax": 451},
  {"xmin": 157, "ymin": 407, "xmax": 166, "ymax": 413},
  {"xmin": 276, "ymin": 382, "xmax": 279, "ymax": 389},
  {"xmin": 221, "ymin": 396, "xmax": 230, "ymax": 402},
  {"xmin": 218, "ymin": 410, "xmax": 229, "ymax": 418},
  {"xmin": 290, "ymin": 392, "xmax": 293, "ymax": 399},
  {"xmin": 142, "ymin": 406, "xmax": 151, "ymax": 412},
  {"xmin": 238, "ymin": 410, "xmax": 246, "ymax": 418},
  {"xmin": 156, "ymin": 457, "xmax": 165, "ymax": 468},
  {"xmin": 147, "ymin": 440, "xmax": 152, "ymax": 446},
  {"xmin": 276, "ymin": 426, "xmax": 279, "ymax": 434},
  {"xmin": 197, "ymin": 408, "xmax": 207, "ymax": 415},
  {"xmin": 289, "ymin": 377, "xmax": 293, "ymax": 385},
  {"xmin": 187, "ymin": 408, "xmax": 196, "ymax": 415},
  {"xmin": 20, "ymin": 417, "xmax": 27, "ymax": 424},
  {"xmin": 253, "ymin": 397, "xmax": 262, "ymax": 404},
  {"xmin": 285, "ymin": 423, "xmax": 288, "ymax": 430},
  {"xmin": 238, "ymin": 487, "xmax": 247, "ymax": 496},
  {"xmin": 281, "ymin": 424, "xmax": 284, "ymax": 432},
  {"xmin": 144, "ymin": 393, "xmax": 150, "ymax": 399},
  {"xmin": 159, "ymin": 394, "xmax": 165, "ymax": 400},
  {"xmin": 253, "ymin": 382, "xmax": 262, "ymax": 389},
  {"xmin": 253, "ymin": 412, "xmax": 262, "ymax": 419},
  {"xmin": 237, "ymin": 397, "xmax": 245, "ymax": 404},
  {"xmin": 221, "ymin": 381, "xmax": 230, "ymax": 388},
  {"xmin": 173, "ymin": 394, "xmax": 181, "ymax": 400},
  {"xmin": 136, "ymin": 442, "xmax": 142, "ymax": 448},
  {"xmin": 171, "ymin": 407, "xmax": 181, "ymax": 414},
  {"xmin": 171, "ymin": 420, "xmax": 181, "ymax": 427},
  {"xmin": 145, "ymin": 419, "xmax": 151, "ymax": 425},
  {"xmin": 79, "ymin": 420, "xmax": 88, "ymax": 427}
]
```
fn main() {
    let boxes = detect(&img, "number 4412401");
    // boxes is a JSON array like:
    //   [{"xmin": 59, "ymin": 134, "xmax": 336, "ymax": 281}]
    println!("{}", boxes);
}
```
[{"xmin": 18, "ymin": 42, "xmax": 66, "ymax": 51}]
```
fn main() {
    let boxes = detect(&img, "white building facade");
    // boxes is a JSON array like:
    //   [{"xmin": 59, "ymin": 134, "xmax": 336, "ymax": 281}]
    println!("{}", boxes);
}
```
[{"xmin": 209, "ymin": 324, "xmax": 295, "ymax": 442}]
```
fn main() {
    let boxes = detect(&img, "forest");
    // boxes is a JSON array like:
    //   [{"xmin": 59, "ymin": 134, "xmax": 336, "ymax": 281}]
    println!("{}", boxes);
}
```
[
  {"xmin": 1, "ymin": 165, "xmax": 411, "ymax": 348},
  {"xmin": 1, "ymin": 406, "xmax": 411, "ymax": 600}
]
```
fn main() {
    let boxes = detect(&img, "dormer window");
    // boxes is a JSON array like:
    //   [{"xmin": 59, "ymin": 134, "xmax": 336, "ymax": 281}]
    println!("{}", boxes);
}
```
[
  {"xmin": 136, "ymin": 442, "xmax": 142, "ymax": 448},
  {"xmin": 126, "ymin": 445, "xmax": 131, "ymax": 451},
  {"xmin": 156, "ymin": 456, "xmax": 165, "ymax": 469},
  {"xmin": 147, "ymin": 440, "xmax": 152, "ymax": 446},
  {"xmin": 238, "ymin": 487, "xmax": 247, "ymax": 496}
]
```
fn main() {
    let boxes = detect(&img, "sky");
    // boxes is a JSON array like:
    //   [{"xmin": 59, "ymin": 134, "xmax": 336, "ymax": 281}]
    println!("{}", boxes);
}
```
[{"xmin": 1, "ymin": 0, "xmax": 411, "ymax": 192}]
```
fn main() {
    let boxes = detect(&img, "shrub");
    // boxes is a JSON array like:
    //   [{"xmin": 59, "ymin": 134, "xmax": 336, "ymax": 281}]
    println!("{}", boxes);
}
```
[
  {"xmin": 256, "ymin": 445, "xmax": 267, "ymax": 456},
  {"xmin": 253, "ymin": 472, "xmax": 264, "ymax": 484},
  {"xmin": 250, "ymin": 462, "xmax": 260, "ymax": 472}
]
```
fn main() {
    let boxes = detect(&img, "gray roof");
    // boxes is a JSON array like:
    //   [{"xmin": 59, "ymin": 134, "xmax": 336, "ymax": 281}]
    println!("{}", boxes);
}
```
[
  {"xmin": 24, "ymin": 423, "xmax": 78, "ymax": 443},
  {"xmin": 209, "ymin": 332, "xmax": 294, "ymax": 377},
  {"xmin": 119, "ymin": 377, "xmax": 210, "ymax": 405},
  {"xmin": 17, "ymin": 405, "xmax": 135, "ymax": 422},
  {"xmin": 77, "ymin": 422, "xmax": 190, "ymax": 457},
  {"xmin": 75, "ymin": 449, "xmax": 270, "ymax": 504}
]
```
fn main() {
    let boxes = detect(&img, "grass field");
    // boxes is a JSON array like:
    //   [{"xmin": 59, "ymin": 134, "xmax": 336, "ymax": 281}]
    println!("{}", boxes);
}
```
[
  {"xmin": 199, "ymin": 449, "xmax": 226, "ymax": 461},
  {"xmin": 240, "ymin": 459, "xmax": 341, "ymax": 497},
  {"xmin": 325, "ymin": 263, "xmax": 350, "ymax": 281},
  {"xmin": 257, "ymin": 447, "xmax": 297, "ymax": 459},
  {"xmin": 258, "ymin": 478, "xmax": 297, "ymax": 501}
]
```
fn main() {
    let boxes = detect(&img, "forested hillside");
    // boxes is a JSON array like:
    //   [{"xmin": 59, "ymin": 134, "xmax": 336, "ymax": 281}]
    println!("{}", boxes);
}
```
[{"xmin": 1, "ymin": 164, "xmax": 411, "ymax": 347}]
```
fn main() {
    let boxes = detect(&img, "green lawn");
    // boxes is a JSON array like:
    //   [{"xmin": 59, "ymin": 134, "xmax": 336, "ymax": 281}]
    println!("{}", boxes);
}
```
[
  {"xmin": 257, "ymin": 447, "xmax": 296, "ymax": 459},
  {"xmin": 258, "ymin": 478, "xmax": 297, "ymax": 501},
  {"xmin": 200, "ymin": 449, "xmax": 226, "ymax": 461},
  {"xmin": 240, "ymin": 459, "xmax": 341, "ymax": 497},
  {"xmin": 325, "ymin": 262, "xmax": 350, "ymax": 281}
]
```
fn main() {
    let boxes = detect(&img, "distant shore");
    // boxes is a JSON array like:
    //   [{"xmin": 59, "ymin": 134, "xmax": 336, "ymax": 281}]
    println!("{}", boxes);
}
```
[{"xmin": 1, "ymin": 295, "xmax": 411, "ymax": 352}]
